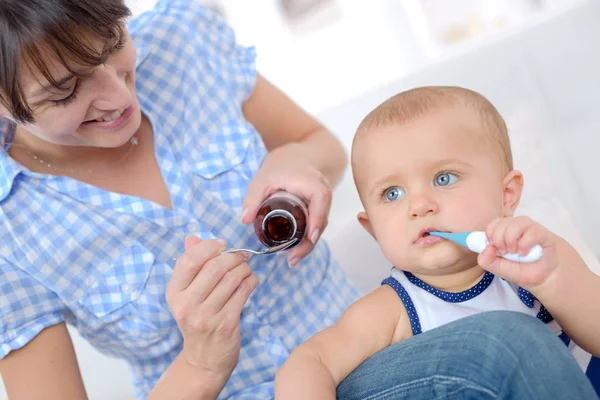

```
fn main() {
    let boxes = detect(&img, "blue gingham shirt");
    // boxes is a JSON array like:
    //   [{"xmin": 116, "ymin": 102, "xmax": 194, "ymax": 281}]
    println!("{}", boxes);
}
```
[{"xmin": 0, "ymin": 2, "xmax": 359, "ymax": 398}]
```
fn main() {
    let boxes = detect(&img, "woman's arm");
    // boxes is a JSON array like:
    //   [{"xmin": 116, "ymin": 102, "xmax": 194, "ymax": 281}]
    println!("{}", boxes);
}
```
[
  {"xmin": 242, "ymin": 74, "xmax": 347, "ymax": 187},
  {"xmin": 150, "ymin": 236, "xmax": 258, "ymax": 399},
  {"xmin": 241, "ymin": 74, "xmax": 348, "ymax": 264},
  {"xmin": 0, "ymin": 324, "xmax": 231, "ymax": 400},
  {"xmin": 147, "ymin": 353, "xmax": 228, "ymax": 400},
  {"xmin": 2, "ymin": 238, "xmax": 256, "ymax": 400},
  {"xmin": 0, "ymin": 323, "xmax": 87, "ymax": 400}
]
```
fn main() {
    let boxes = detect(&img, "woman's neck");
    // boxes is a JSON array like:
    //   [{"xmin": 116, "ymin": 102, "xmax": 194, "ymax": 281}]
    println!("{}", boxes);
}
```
[{"xmin": 10, "ymin": 126, "xmax": 137, "ymax": 174}]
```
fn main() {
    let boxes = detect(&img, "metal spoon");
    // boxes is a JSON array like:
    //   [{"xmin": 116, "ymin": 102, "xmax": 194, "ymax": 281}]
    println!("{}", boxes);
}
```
[
  {"xmin": 172, "ymin": 238, "xmax": 298, "ymax": 261},
  {"xmin": 221, "ymin": 238, "xmax": 298, "ymax": 255}
]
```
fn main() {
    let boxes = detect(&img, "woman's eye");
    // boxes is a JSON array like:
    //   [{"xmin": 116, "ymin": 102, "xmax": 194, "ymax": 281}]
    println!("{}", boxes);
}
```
[
  {"xmin": 435, "ymin": 172, "xmax": 458, "ymax": 187},
  {"xmin": 108, "ymin": 36, "xmax": 126, "ymax": 54},
  {"xmin": 50, "ymin": 80, "xmax": 80, "ymax": 107},
  {"xmin": 384, "ymin": 186, "xmax": 405, "ymax": 201},
  {"xmin": 52, "ymin": 90, "xmax": 78, "ymax": 106}
]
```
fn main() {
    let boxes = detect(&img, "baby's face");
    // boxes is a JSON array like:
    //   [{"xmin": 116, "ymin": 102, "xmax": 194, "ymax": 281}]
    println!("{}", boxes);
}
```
[{"xmin": 355, "ymin": 107, "xmax": 512, "ymax": 275}]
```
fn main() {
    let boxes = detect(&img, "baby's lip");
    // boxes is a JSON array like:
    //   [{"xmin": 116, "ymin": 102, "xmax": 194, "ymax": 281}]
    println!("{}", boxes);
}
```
[{"xmin": 414, "ymin": 228, "xmax": 448, "ymax": 243}]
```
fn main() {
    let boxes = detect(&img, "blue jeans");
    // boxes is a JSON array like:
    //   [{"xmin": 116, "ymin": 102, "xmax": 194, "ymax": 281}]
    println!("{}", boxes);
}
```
[{"xmin": 337, "ymin": 311, "xmax": 598, "ymax": 399}]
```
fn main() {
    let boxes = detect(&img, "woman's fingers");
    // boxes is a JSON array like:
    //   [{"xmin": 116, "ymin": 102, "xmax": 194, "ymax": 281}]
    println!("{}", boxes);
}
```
[
  {"xmin": 185, "ymin": 235, "xmax": 202, "ymax": 250},
  {"xmin": 305, "ymin": 184, "xmax": 331, "ymax": 245},
  {"xmin": 287, "ymin": 240, "xmax": 313, "ymax": 267},
  {"xmin": 185, "ymin": 251, "xmax": 250, "ymax": 305},
  {"xmin": 168, "ymin": 238, "xmax": 226, "ymax": 294},
  {"xmin": 201, "ymin": 260, "xmax": 254, "ymax": 313},
  {"xmin": 219, "ymin": 273, "xmax": 259, "ymax": 318}
]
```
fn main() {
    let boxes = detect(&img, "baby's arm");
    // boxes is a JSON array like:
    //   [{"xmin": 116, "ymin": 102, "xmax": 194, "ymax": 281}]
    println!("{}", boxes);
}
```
[
  {"xmin": 479, "ymin": 216, "xmax": 600, "ymax": 356},
  {"xmin": 533, "ymin": 238, "xmax": 600, "ymax": 356},
  {"xmin": 275, "ymin": 285, "xmax": 407, "ymax": 399}
]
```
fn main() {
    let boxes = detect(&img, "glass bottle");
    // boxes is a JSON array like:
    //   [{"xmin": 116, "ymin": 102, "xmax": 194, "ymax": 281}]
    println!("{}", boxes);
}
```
[{"xmin": 254, "ymin": 191, "xmax": 308, "ymax": 249}]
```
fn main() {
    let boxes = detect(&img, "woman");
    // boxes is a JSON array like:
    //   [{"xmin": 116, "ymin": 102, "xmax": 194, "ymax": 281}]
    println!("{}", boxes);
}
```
[
  {"xmin": 0, "ymin": 0, "xmax": 357, "ymax": 398},
  {"xmin": 0, "ymin": 1, "xmax": 595, "ymax": 399}
]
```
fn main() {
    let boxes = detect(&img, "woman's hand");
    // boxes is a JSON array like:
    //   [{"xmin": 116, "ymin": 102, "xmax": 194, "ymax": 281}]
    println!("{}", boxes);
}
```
[
  {"xmin": 166, "ymin": 236, "xmax": 258, "ymax": 382},
  {"xmin": 241, "ymin": 74, "xmax": 348, "ymax": 267},
  {"xmin": 241, "ymin": 144, "xmax": 333, "ymax": 266}
]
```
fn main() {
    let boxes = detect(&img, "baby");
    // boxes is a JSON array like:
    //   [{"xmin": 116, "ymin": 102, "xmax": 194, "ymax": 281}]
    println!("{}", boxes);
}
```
[{"xmin": 274, "ymin": 86, "xmax": 600, "ymax": 398}]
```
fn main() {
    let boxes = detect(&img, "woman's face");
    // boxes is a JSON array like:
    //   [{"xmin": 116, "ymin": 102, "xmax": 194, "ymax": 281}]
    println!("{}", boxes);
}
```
[{"xmin": 2, "ymin": 29, "xmax": 141, "ymax": 149}]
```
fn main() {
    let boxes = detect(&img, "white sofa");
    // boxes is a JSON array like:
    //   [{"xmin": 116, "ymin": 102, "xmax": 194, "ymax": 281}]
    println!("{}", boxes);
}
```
[{"xmin": 2, "ymin": 1, "xmax": 599, "ymax": 399}]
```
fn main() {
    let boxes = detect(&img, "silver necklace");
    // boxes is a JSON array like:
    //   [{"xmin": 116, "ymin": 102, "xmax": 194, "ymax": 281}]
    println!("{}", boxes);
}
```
[{"xmin": 8, "ymin": 135, "xmax": 139, "ymax": 175}]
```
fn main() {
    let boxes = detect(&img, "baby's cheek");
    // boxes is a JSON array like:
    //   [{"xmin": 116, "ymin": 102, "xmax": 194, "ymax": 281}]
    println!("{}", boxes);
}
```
[
  {"xmin": 378, "ymin": 236, "xmax": 406, "ymax": 267},
  {"xmin": 452, "ymin": 194, "xmax": 502, "ymax": 231}
]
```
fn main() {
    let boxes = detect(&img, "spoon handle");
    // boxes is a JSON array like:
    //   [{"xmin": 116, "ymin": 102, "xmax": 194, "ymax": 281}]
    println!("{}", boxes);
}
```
[{"xmin": 221, "ymin": 248, "xmax": 257, "ymax": 255}]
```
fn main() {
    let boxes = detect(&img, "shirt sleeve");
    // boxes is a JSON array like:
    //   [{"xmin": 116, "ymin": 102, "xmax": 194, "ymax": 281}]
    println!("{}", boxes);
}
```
[
  {"xmin": 130, "ymin": 0, "xmax": 257, "ymax": 104},
  {"xmin": 1, "ymin": 258, "xmax": 67, "ymax": 358}
]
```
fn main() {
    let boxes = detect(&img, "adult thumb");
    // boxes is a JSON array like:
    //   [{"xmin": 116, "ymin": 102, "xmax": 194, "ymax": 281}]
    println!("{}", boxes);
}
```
[
  {"xmin": 184, "ymin": 235, "xmax": 202, "ymax": 250},
  {"xmin": 241, "ymin": 185, "xmax": 269, "ymax": 224}
]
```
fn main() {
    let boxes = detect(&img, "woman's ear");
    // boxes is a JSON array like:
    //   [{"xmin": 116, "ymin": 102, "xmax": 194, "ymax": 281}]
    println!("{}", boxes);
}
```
[
  {"xmin": 357, "ymin": 211, "xmax": 376, "ymax": 239},
  {"xmin": 502, "ymin": 170, "xmax": 524, "ymax": 217}
]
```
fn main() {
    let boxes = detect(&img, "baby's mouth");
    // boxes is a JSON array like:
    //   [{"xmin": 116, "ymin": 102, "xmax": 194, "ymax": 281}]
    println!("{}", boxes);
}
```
[
  {"xmin": 417, "ymin": 228, "xmax": 434, "ymax": 239},
  {"xmin": 414, "ymin": 228, "xmax": 448, "ymax": 245}
]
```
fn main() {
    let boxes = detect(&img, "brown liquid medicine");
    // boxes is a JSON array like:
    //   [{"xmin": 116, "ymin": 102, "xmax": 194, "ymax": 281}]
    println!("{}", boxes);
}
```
[{"xmin": 254, "ymin": 191, "xmax": 307, "ymax": 249}]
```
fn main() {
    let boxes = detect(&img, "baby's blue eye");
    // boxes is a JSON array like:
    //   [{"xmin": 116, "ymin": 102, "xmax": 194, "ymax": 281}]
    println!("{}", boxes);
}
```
[
  {"xmin": 384, "ymin": 186, "xmax": 405, "ymax": 201},
  {"xmin": 435, "ymin": 172, "xmax": 458, "ymax": 187}
]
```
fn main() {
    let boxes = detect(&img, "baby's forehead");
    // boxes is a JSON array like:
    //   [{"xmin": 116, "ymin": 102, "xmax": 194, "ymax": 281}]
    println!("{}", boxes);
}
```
[
  {"xmin": 351, "ymin": 122, "xmax": 503, "ymax": 186},
  {"xmin": 353, "ymin": 113, "xmax": 478, "ymax": 157}
]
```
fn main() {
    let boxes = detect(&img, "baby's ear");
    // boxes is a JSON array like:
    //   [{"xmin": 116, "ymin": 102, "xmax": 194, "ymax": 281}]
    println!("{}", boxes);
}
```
[
  {"xmin": 502, "ymin": 170, "xmax": 524, "ymax": 217},
  {"xmin": 357, "ymin": 211, "xmax": 376, "ymax": 239}
]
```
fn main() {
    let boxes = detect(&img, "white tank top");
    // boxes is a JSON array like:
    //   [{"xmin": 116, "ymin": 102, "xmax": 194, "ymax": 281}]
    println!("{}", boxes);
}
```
[{"xmin": 384, "ymin": 267, "xmax": 592, "ymax": 372}]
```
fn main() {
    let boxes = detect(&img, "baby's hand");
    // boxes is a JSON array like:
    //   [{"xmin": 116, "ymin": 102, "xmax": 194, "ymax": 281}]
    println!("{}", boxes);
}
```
[{"xmin": 478, "ymin": 216, "xmax": 561, "ymax": 291}]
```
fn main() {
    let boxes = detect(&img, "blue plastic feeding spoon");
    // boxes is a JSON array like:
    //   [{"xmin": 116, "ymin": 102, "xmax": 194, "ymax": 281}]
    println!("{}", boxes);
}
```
[{"xmin": 429, "ymin": 231, "xmax": 543, "ymax": 263}]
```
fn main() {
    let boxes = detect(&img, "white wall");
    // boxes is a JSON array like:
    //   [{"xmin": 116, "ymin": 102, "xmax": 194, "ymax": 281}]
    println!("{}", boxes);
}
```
[{"xmin": 125, "ymin": 0, "xmax": 585, "ymax": 115}]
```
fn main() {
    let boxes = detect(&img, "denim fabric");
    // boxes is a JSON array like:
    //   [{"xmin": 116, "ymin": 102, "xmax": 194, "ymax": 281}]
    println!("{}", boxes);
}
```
[{"xmin": 338, "ymin": 311, "xmax": 597, "ymax": 400}]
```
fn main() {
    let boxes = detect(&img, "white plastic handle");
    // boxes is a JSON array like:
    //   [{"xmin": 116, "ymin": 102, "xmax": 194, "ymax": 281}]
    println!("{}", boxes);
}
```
[
  {"xmin": 466, "ymin": 232, "xmax": 543, "ymax": 263},
  {"xmin": 497, "ymin": 244, "xmax": 543, "ymax": 263}
]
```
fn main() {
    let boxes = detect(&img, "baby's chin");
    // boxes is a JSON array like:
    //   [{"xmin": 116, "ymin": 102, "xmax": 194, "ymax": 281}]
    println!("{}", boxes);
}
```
[{"xmin": 390, "ymin": 247, "xmax": 478, "ymax": 275}]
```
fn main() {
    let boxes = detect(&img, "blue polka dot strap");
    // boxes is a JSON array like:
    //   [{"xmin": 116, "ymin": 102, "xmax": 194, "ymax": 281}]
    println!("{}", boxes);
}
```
[
  {"xmin": 586, "ymin": 356, "xmax": 600, "ymax": 397},
  {"xmin": 518, "ymin": 287, "xmax": 535, "ymax": 308},
  {"xmin": 403, "ymin": 271, "xmax": 494, "ymax": 303},
  {"xmin": 536, "ymin": 304, "xmax": 554, "ymax": 323},
  {"xmin": 517, "ymin": 286, "xmax": 554, "ymax": 323},
  {"xmin": 382, "ymin": 277, "xmax": 422, "ymax": 335}
]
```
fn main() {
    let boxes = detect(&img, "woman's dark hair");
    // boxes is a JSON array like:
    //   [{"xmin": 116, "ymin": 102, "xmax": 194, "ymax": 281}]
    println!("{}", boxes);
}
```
[{"xmin": 0, "ymin": 0, "xmax": 131, "ymax": 124}]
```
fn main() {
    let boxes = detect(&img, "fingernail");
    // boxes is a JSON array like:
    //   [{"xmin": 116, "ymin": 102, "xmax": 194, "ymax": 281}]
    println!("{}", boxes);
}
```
[
  {"xmin": 310, "ymin": 229, "xmax": 320, "ymax": 244},
  {"xmin": 217, "ymin": 238, "xmax": 227, "ymax": 250},
  {"xmin": 288, "ymin": 257, "xmax": 299, "ymax": 267},
  {"xmin": 240, "ymin": 208, "xmax": 248, "ymax": 221}
]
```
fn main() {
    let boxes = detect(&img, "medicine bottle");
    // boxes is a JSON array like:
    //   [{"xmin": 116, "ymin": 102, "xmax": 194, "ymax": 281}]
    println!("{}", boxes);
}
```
[{"xmin": 254, "ymin": 191, "xmax": 307, "ymax": 249}]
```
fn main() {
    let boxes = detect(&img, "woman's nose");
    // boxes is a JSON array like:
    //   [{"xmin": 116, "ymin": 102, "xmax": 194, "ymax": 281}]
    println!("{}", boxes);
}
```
[{"xmin": 90, "ymin": 65, "xmax": 132, "ymax": 111}]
